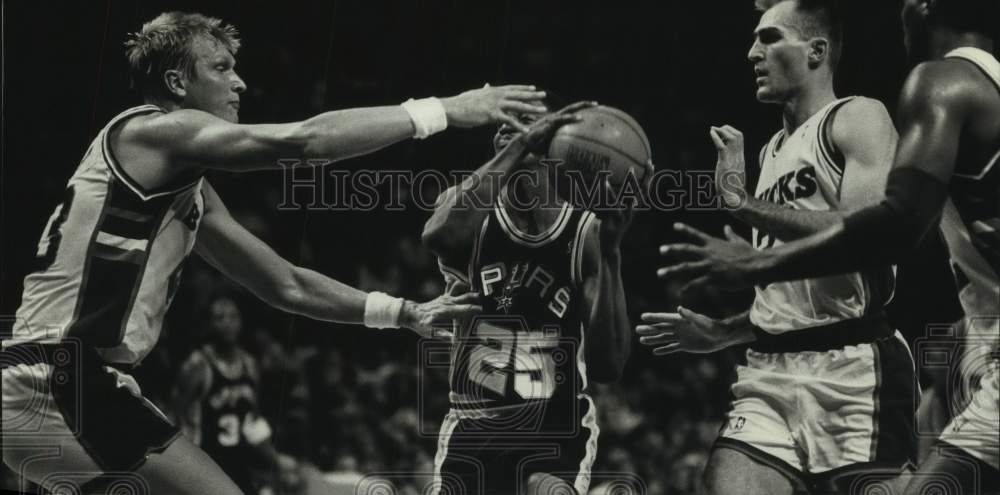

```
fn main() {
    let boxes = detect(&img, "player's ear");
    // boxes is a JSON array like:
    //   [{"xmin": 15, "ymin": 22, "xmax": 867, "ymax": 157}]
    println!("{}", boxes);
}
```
[
  {"xmin": 807, "ymin": 38, "xmax": 829, "ymax": 69},
  {"xmin": 164, "ymin": 69, "xmax": 186, "ymax": 99}
]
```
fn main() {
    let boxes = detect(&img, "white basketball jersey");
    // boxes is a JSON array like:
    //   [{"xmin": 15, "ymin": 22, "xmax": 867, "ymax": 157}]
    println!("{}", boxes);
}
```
[
  {"xmin": 750, "ymin": 97, "xmax": 895, "ymax": 334},
  {"xmin": 8, "ymin": 105, "xmax": 204, "ymax": 364},
  {"xmin": 939, "ymin": 47, "xmax": 1000, "ymax": 332}
]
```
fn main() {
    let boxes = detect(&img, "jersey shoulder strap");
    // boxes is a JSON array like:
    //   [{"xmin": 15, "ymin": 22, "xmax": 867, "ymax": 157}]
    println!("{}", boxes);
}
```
[
  {"xmin": 818, "ymin": 96, "xmax": 858, "ymax": 177},
  {"xmin": 945, "ymin": 47, "xmax": 1000, "ymax": 94}
]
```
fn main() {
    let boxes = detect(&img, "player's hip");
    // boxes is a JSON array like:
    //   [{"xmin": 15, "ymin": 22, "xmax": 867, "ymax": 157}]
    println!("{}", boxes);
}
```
[{"xmin": 2, "ymin": 342, "xmax": 179, "ymax": 473}]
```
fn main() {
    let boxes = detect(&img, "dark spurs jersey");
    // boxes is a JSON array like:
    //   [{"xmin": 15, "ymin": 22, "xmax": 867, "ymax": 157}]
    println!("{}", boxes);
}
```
[
  {"xmin": 445, "ymin": 197, "xmax": 597, "ymax": 415},
  {"xmin": 7, "ymin": 105, "xmax": 204, "ymax": 364},
  {"xmin": 198, "ymin": 347, "xmax": 261, "ymax": 457},
  {"xmin": 939, "ymin": 48, "xmax": 1000, "ymax": 328},
  {"xmin": 195, "ymin": 346, "xmax": 265, "ymax": 488}
]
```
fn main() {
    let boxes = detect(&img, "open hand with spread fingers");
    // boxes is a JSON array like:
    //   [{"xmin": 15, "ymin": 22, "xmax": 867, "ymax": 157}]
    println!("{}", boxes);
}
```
[
  {"xmin": 399, "ymin": 292, "xmax": 482, "ymax": 340},
  {"xmin": 657, "ymin": 223, "xmax": 768, "ymax": 297},
  {"xmin": 636, "ymin": 307, "xmax": 752, "ymax": 355},
  {"xmin": 441, "ymin": 85, "xmax": 549, "ymax": 133}
]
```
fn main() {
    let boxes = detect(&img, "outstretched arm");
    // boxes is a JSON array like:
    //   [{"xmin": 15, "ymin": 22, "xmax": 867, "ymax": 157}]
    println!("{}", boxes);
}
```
[
  {"xmin": 195, "ymin": 181, "xmax": 479, "ymax": 335},
  {"xmin": 128, "ymin": 85, "xmax": 547, "ymax": 172},
  {"xmin": 715, "ymin": 98, "xmax": 897, "ymax": 242}
]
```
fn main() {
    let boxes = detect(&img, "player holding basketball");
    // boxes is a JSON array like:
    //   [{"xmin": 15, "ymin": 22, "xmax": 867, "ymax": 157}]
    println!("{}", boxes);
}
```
[
  {"xmin": 656, "ymin": 0, "xmax": 999, "ymax": 493},
  {"xmin": 640, "ymin": 1, "xmax": 910, "ymax": 493},
  {"xmin": 0, "ymin": 11, "xmax": 548, "ymax": 495},
  {"xmin": 422, "ymin": 99, "xmax": 646, "ymax": 494}
]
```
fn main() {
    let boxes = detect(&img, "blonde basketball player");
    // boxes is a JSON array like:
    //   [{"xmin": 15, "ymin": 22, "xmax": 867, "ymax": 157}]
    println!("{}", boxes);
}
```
[
  {"xmin": 639, "ymin": 1, "xmax": 911, "ymax": 493},
  {"xmin": 0, "ymin": 11, "xmax": 548, "ymax": 495}
]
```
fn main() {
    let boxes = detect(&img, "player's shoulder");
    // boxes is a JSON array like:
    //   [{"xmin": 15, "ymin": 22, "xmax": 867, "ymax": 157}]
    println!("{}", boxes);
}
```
[
  {"xmin": 829, "ymin": 96, "xmax": 894, "ymax": 147},
  {"xmin": 900, "ymin": 60, "xmax": 983, "ymax": 111},
  {"xmin": 119, "ymin": 108, "xmax": 224, "ymax": 146}
]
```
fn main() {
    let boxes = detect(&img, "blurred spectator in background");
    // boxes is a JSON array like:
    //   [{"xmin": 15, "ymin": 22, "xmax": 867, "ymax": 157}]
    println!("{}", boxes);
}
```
[{"xmin": 171, "ymin": 293, "xmax": 302, "ymax": 495}]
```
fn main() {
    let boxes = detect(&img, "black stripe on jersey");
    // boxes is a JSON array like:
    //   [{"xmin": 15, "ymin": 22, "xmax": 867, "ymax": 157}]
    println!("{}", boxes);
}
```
[
  {"xmin": 66, "ymin": 178, "xmax": 173, "ymax": 348},
  {"xmin": 101, "ymin": 211, "xmax": 157, "ymax": 240},
  {"xmin": 819, "ymin": 98, "xmax": 853, "ymax": 177}
]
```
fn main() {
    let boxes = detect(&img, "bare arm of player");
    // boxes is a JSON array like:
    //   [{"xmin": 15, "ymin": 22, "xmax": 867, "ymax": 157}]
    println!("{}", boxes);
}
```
[
  {"xmin": 195, "ymin": 181, "xmax": 479, "ymax": 335},
  {"xmin": 125, "ymin": 85, "xmax": 547, "ymax": 173},
  {"xmin": 171, "ymin": 351, "xmax": 212, "ymax": 445},
  {"xmin": 717, "ymin": 98, "xmax": 897, "ymax": 242},
  {"xmin": 422, "ymin": 102, "xmax": 595, "ymax": 265},
  {"xmin": 659, "ymin": 64, "xmax": 967, "ymax": 290},
  {"xmin": 578, "ymin": 213, "xmax": 631, "ymax": 383}
]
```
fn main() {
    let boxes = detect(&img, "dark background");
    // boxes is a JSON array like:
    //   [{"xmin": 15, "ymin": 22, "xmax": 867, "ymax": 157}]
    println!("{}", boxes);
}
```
[{"xmin": 0, "ymin": 1, "xmax": 971, "ymax": 493}]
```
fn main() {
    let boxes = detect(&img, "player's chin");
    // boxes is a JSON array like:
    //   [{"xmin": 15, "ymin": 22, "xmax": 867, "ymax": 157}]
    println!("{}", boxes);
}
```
[{"xmin": 755, "ymin": 87, "xmax": 781, "ymax": 104}]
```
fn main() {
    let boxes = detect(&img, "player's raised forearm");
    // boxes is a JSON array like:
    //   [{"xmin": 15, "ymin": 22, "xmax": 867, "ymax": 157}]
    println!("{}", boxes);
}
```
[
  {"xmin": 584, "ymin": 253, "xmax": 630, "ymax": 382},
  {"xmin": 423, "ymin": 138, "xmax": 532, "ymax": 258}
]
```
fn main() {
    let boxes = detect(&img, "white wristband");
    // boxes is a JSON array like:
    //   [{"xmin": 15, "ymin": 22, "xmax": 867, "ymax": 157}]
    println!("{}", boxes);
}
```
[
  {"xmin": 364, "ymin": 292, "xmax": 404, "ymax": 329},
  {"xmin": 401, "ymin": 97, "xmax": 448, "ymax": 139}
]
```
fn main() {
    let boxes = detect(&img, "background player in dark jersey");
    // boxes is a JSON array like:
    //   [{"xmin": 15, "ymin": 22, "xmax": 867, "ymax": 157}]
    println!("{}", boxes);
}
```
[
  {"xmin": 657, "ymin": 0, "xmax": 999, "ymax": 492},
  {"xmin": 172, "ymin": 294, "xmax": 296, "ymax": 495},
  {"xmin": 1, "ymin": 11, "xmax": 548, "ymax": 495},
  {"xmin": 422, "ymin": 99, "xmax": 646, "ymax": 494}
]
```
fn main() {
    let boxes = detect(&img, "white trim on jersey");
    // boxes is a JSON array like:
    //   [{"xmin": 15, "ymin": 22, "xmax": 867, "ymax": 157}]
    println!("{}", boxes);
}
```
[
  {"xmin": 469, "ymin": 215, "xmax": 491, "ymax": 284},
  {"xmin": 438, "ymin": 260, "xmax": 469, "ymax": 285},
  {"xmin": 431, "ymin": 413, "xmax": 461, "ymax": 495},
  {"xmin": 576, "ymin": 322, "xmax": 589, "ymax": 393},
  {"xmin": 494, "ymin": 188, "xmax": 574, "ymax": 247},
  {"xmin": 946, "ymin": 47, "xmax": 1000, "ymax": 180},
  {"xmin": 100, "ymin": 105, "xmax": 203, "ymax": 201},
  {"xmin": 575, "ymin": 394, "xmax": 600, "ymax": 495},
  {"xmin": 95, "ymin": 232, "xmax": 148, "ymax": 252},
  {"xmin": 570, "ymin": 211, "xmax": 598, "ymax": 289}
]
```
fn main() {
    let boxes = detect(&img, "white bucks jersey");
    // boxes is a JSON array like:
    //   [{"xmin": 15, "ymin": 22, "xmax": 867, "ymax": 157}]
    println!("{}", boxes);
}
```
[
  {"xmin": 9, "ymin": 105, "xmax": 204, "ymax": 364},
  {"xmin": 750, "ymin": 97, "xmax": 895, "ymax": 334},
  {"xmin": 939, "ymin": 47, "xmax": 1000, "ymax": 332}
]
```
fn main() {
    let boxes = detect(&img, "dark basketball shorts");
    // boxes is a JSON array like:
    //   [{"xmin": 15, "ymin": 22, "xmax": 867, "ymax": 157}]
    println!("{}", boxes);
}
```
[
  {"xmin": 1, "ymin": 342, "xmax": 180, "ymax": 482},
  {"xmin": 432, "ymin": 395, "xmax": 599, "ymax": 495}
]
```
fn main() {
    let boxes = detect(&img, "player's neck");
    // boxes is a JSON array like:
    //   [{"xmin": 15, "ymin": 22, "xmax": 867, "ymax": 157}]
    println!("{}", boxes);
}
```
[
  {"xmin": 781, "ymin": 80, "xmax": 836, "ymax": 134},
  {"xmin": 146, "ymin": 97, "xmax": 180, "ymax": 112},
  {"xmin": 208, "ymin": 342, "xmax": 239, "ymax": 361},
  {"xmin": 927, "ymin": 28, "xmax": 994, "ymax": 60},
  {"xmin": 502, "ymin": 174, "xmax": 564, "ymax": 236}
]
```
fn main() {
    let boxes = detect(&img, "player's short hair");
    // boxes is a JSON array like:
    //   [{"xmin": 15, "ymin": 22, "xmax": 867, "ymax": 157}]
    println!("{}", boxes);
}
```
[
  {"xmin": 124, "ymin": 12, "xmax": 241, "ymax": 99},
  {"xmin": 927, "ymin": 0, "xmax": 996, "ymax": 38},
  {"xmin": 755, "ymin": 0, "xmax": 844, "ymax": 71}
]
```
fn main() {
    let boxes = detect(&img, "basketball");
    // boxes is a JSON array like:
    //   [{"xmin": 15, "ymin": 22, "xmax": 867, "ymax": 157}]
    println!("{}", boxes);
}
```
[{"xmin": 548, "ymin": 105, "xmax": 652, "ymax": 192}]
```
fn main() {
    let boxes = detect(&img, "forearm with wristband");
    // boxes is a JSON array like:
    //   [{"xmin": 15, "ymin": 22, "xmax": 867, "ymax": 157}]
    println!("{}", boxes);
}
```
[
  {"xmin": 364, "ymin": 291, "xmax": 404, "ymax": 329},
  {"xmin": 401, "ymin": 97, "xmax": 448, "ymax": 139}
]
